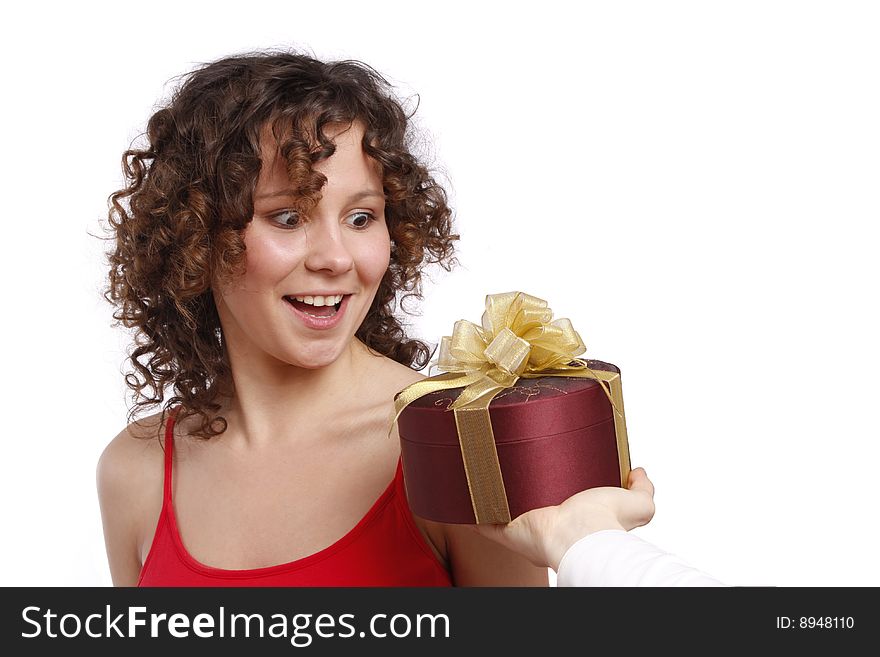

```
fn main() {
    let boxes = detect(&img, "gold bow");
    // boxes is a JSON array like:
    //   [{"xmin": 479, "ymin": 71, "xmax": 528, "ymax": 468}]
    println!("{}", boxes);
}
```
[{"xmin": 389, "ymin": 291, "xmax": 629, "ymax": 524}]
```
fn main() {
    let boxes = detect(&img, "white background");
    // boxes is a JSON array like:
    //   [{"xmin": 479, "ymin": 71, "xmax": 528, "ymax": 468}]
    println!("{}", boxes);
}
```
[{"xmin": 0, "ymin": 0, "xmax": 877, "ymax": 587}]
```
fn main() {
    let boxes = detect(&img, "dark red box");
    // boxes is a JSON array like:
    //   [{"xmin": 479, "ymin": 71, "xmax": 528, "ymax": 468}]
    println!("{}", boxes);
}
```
[{"xmin": 396, "ymin": 360, "xmax": 631, "ymax": 524}]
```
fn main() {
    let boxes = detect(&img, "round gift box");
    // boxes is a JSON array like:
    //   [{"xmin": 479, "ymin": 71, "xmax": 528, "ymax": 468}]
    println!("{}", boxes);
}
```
[{"xmin": 396, "ymin": 360, "xmax": 625, "ymax": 524}]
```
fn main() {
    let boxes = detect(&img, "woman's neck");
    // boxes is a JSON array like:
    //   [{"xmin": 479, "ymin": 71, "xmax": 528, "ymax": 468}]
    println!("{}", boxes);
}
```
[{"xmin": 217, "ymin": 337, "xmax": 377, "ymax": 450}]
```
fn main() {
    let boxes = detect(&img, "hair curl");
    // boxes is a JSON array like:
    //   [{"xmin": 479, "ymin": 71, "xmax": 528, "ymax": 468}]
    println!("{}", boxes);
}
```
[{"xmin": 104, "ymin": 50, "xmax": 459, "ymax": 439}]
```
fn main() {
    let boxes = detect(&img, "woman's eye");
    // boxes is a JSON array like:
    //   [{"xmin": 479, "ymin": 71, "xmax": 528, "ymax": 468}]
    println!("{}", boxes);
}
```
[
  {"xmin": 269, "ymin": 209, "xmax": 377, "ymax": 230},
  {"xmin": 271, "ymin": 209, "xmax": 301, "ymax": 228},
  {"xmin": 347, "ymin": 211, "xmax": 376, "ymax": 229}
]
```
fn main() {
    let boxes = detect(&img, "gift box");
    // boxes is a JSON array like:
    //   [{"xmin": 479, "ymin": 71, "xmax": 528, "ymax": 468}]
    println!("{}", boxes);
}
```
[{"xmin": 389, "ymin": 291, "xmax": 632, "ymax": 525}]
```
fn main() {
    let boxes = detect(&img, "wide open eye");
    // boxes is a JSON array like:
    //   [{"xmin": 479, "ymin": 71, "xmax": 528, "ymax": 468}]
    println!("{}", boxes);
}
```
[
  {"xmin": 270, "ymin": 209, "xmax": 302, "ymax": 229},
  {"xmin": 346, "ymin": 211, "xmax": 377, "ymax": 229}
]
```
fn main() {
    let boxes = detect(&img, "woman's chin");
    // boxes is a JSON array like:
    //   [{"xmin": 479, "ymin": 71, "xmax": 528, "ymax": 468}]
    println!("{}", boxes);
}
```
[{"xmin": 284, "ymin": 344, "xmax": 351, "ymax": 370}]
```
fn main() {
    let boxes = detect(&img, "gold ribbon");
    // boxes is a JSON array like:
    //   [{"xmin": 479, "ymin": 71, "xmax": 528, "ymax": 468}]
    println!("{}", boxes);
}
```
[{"xmin": 388, "ymin": 291, "xmax": 630, "ymax": 524}]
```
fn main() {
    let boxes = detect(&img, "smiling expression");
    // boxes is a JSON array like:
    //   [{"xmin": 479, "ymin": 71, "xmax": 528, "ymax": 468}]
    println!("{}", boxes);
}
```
[{"xmin": 213, "ymin": 121, "xmax": 391, "ymax": 370}]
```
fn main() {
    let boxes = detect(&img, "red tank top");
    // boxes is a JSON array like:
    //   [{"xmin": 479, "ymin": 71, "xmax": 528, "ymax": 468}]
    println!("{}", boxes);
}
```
[{"xmin": 137, "ymin": 409, "xmax": 453, "ymax": 587}]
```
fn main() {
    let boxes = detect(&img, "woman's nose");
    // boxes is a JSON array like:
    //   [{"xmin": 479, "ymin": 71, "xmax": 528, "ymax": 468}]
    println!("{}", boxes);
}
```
[{"xmin": 303, "ymin": 219, "xmax": 354, "ymax": 273}]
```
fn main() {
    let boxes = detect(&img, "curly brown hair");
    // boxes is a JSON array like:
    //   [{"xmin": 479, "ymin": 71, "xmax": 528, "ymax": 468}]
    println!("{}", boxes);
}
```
[{"xmin": 104, "ymin": 50, "xmax": 460, "ymax": 439}]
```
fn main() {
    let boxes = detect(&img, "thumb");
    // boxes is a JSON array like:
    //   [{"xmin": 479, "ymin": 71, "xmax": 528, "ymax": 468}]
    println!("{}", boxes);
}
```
[{"xmin": 628, "ymin": 467, "xmax": 655, "ymax": 497}]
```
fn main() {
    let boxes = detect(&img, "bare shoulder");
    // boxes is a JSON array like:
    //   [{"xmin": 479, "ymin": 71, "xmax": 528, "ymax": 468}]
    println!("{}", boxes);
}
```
[
  {"xmin": 96, "ymin": 410, "xmax": 169, "ymax": 585},
  {"xmin": 97, "ymin": 411, "xmax": 167, "ymax": 494},
  {"xmin": 374, "ymin": 353, "xmax": 428, "ymax": 388}
]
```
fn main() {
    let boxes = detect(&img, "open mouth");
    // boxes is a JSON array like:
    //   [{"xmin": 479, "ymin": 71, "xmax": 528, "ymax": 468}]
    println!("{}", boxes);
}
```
[{"xmin": 283, "ymin": 294, "xmax": 348, "ymax": 317}]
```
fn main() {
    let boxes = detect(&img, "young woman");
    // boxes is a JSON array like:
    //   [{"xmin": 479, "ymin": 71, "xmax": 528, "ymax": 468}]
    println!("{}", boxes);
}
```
[{"xmin": 97, "ymin": 51, "xmax": 549, "ymax": 587}]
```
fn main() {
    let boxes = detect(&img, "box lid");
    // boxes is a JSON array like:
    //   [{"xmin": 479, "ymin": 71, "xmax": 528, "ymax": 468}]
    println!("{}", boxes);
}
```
[{"xmin": 397, "ymin": 360, "xmax": 618, "ymax": 445}]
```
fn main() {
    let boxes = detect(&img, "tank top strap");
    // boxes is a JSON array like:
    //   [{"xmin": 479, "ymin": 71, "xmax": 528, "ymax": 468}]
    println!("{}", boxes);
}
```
[
  {"xmin": 393, "ymin": 452, "xmax": 405, "ymax": 497},
  {"xmin": 393, "ymin": 453, "xmax": 416, "ymax": 521},
  {"xmin": 162, "ymin": 406, "xmax": 179, "ymax": 505}
]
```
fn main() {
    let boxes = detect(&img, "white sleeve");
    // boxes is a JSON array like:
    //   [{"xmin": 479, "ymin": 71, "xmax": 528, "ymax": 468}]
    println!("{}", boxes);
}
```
[{"xmin": 556, "ymin": 529, "xmax": 727, "ymax": 587}]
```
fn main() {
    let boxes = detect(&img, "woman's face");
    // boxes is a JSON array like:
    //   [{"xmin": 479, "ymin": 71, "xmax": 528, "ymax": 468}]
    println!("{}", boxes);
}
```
[{"xmin": 213, "ymin": 121, "xmax": 390, "ymax": 370}]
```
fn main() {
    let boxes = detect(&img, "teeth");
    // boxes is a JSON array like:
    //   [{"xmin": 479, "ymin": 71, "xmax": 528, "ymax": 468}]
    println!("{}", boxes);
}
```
[{"xmin": 292, "ymin": 294, "xmax": 344, "ymax": 306}]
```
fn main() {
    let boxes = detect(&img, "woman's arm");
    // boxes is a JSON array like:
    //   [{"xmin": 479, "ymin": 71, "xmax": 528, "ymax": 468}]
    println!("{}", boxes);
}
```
[
  {"xmin": 442, "ymin": 522, "xmax": 550, "ymax": 587},
  {"xmin": 96, "ymin": 418, "xmax": 164, "ymax": 586}
]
